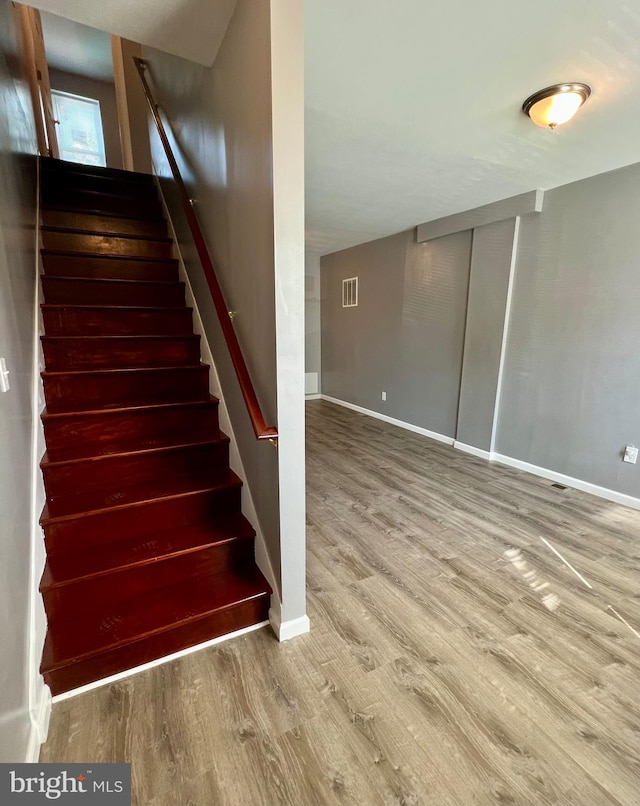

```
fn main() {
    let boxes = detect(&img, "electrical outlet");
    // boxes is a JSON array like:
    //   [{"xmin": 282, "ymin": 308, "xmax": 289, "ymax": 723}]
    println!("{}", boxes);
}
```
[
  {"xmin": 623, "ymin": 445, "xmax": 638, "ymax": 464},
  {"xmin": 381, "ymin": 391, "xmax": 387, "ymax": 401}
]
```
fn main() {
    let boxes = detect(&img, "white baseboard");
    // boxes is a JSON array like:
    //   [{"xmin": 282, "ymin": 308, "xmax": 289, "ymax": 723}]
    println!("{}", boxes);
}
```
[
  {"xmin": 322, "ymin": 396, "xmax": 640, "ymax": 512},
  {"xmin": 321, "ymin": 395, "xmax": 454, "ymax": 446},
  {"xmin": 305, "ymin": 393, "xmax": 322, "ymax": 400},
  {"xmin": 52, "ymin": 621, "xmax": 269, "ymax": 703},
  {"xmin": 25, "ymin": 684, "xmax": 51, "ymax": 762},
  {"xmin": 453, "ymin": 440, "xmax": 640, "ymax": 510},
  {"xmin": 25, "ymin": 724, "xmax": 41, "ymax": 764},
  {"xmin": 26, "ymin": 158, "xmax": 49, "ymax": 765},
  {"xmin": 453, "ymin": 441, "xmax": 492, "ymax": 460},
  {"xmin": 492, "ymin": 453, "xmax": 640, "ymax": 511},
  {"xmin": 269, "ymin": 609, "xmax": 310, "ymax": 641}
]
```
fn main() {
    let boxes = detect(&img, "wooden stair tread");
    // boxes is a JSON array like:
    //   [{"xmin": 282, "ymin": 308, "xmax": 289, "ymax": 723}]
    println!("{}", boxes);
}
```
[
  {"xmin": 41, "ymin": 468, "xmax": 242, "ymax": 522},
  {"xmin": 41, "ymin": 156, "xmax": 154, "ymax": 182},
  {"xmin": 41, "ymin": 336, "xmax": 200, "ymax": 370},
  {"xmin": 42, "ymin": 207, "xmax": 164, "ymax": 222},
  {"xmin": 42, "ymin": 275, "xmax": 185, "ymax": 309},
  {"xmin": 40, "ymin": 362, "xmax": 209, "ymax": 378},
  {"xmin": 42, "ymin": 169, "xmax": 154, "ymax": 187},
  {"xmin": 41, "ymin": 308, "xmax": 194, "ymax": 339},
  {"xmin": 41, "ymin": 225, "xmax": 172, "ymax": 243},
  {"xmin": 41, "ymin": 249, "xmax": 178, "ymax": 266},
  {"xmin": 41, "ymin": 513, "xmax": 255, "ymax": 590},
  {"xmin": 41, "ymin": 398, "xmax": 219, "ymax": 460},
  {"xmin": 41, "ymin": 193, "xmax": 164, "ymax": 221},
  {"xmin": 38, "ymin": 158, "xmax": 269, "ymax": 695},
  {"xmin": 42, "ymin": 203, "xmax": 164, "ymax": 222},
  {"xmin": 42, "ymin": 177, "xmax": 158, "ymax": 195},
  {"xmin": 42, "ymin": 275, "xmax": 181, "ymax": 287},
  {"xmin": 42, "ymin": 334, "xmax": 198, "ymax": 342},
  {"xmin": 42, "ymin": 210, "xmax": 167, "ymax": 239},
  {"xmin": 41, "ymin": 304, "xmax": 191, "ymax": 311},
  {"xmin": 41, "ymin": 565, "xmax": 270, "ymax": 672},
  {"xmin": 42, "ymin": 395, "xmax": 217, "ymax": 420},
  {"xmin": 41, "ymin": 308, "xmax": 194, "ymax": 338},
  {"xmin": 41, "ymin": 434, "xmax": 229, "ymax": 469},
  {"xmin": 41, "ymin": 365, "xmax": 211, "ymax": 413},
  {"xmin": 40, "ymin": 436, "xmax": 230, "ymax": 499},
  {"xmin": 41, "ymin": 364, "xmax": 208, "ymax": 379}
]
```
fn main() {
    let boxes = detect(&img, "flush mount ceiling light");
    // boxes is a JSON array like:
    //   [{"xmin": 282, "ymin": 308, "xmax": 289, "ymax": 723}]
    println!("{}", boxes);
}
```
[{"xmin": 522, "ymin": 83, "xmax": 591, "ymax": 129}]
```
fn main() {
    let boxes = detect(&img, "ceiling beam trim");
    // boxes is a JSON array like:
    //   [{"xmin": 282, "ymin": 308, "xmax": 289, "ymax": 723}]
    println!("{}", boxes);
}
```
[{"xmin": 416, "ymin": 189, "xmax": 544, "ymax": 242}]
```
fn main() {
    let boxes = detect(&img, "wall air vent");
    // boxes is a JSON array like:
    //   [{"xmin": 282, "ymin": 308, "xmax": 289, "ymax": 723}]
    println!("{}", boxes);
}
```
[{"xmin": 342, "ymin": 276, "xmax": 358, "ymax": 308}]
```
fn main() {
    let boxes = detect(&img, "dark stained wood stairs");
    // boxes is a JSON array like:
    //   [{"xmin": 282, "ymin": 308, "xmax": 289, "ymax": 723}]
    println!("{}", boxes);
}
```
[{"xmin": 38, "ymin": 157, "xmax": 271, "ymax": 696}]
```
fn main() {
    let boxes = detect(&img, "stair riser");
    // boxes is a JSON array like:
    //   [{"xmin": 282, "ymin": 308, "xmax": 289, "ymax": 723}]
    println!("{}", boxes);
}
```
[
  {"xmin": 42, "ymin": 158, "xmax": 154, "ymax": 180},
  {"xmin": 42, "ymin": 307, "xmax": 194, "ymax": 337},
  {"xmin": 43, "ymin": 404, "xmax": 219, "ymax": 458},
  {"xmin": 41, "ymin": 514, "xmax": 255, "ymax": 588},
  {"xmin": 41, "ymin": 277, "xmax": 185, "ymax": 307},
  {"xmin": 42, "ymin": 159, "xmax": 153, "ymax": 183},
  {"xmin": 43, "ymin": 367, "xmax": 210, "ymax": 412},
  {"xmin": 42, "ymin": 596, "xmax": 269, "ymax": 696},
  {"xmin": 42, "ymin": 337, "xmax": 200, "ymax": 371},
  {"xmin": 42, "ymin": 210, "xmax": 168, "ymax": 239},
  {"xmin": 42, "ymin": 231, "xmax": 173, "ymax": 259},
  {"xmin": 43, "ymin": 441, "xmax": 230, "ymax": 498},
  {"xmin": 38, "ymin": 163, "xmax": 268, "ymax": 699},
  {"xmin": 41, "ymin": 253, "xmax": 179, "ymax": 282},
  {"xmin": 42, "ymin": 539, "xmax": 254, "ymax": 613},
  {"xmin": 42, "ymin": 172, "xmax": 156, "ymax": 199},
  {"xmin": 42, "ymin": 189, "xmax": 163, "ymax": 219},
  {"xmin": 43, "ymin": 484, "xmax": 242, "ymax": 553}
]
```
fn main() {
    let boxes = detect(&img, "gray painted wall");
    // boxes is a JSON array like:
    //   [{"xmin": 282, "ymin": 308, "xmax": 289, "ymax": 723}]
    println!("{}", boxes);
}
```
[
  {"xmin": 496, "ymin": 163, "xmax": 640, "ymax": 497},
  {"xmin": 305, "ymin": 253, "xmax": 321, "ymax": 380},
  {"xmin": 456, "ymin": 218, "xmax": 516, "ymax": 451},
  {"xmin": 320, "ymin": 160, "xmax": 640, "ymax": 500},
  {"xmin": 321, "ymin": 229, "xmax": 471, "ymax": 437},
  {"xmin": 142, "ymin": 1, "xmax": 281, "ymax": 582},
  {"xmin": 48, "ymin": 68, "xmax": 122, "ymax": 169},
  {"xmin": 0, "ymin": 0, "xmax": 38, "ymax": 761}
]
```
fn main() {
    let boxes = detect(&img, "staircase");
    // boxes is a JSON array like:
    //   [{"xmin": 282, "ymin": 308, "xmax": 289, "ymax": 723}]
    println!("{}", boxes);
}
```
[{"xmin": 38, "ymin": 157, "xmax": 272, "ymax": 696}]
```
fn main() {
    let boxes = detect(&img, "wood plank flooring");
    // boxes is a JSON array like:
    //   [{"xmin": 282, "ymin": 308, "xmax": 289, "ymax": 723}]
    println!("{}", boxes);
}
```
[{"xmin": 40, "ymin": 399, "xmax": 640, "ymax": 805}]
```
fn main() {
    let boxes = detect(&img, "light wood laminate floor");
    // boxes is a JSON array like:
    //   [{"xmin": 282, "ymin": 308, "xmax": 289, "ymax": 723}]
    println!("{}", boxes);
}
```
[{"xmin": 41, "ymin": 400, "xmax": 640, "ymax": 805}]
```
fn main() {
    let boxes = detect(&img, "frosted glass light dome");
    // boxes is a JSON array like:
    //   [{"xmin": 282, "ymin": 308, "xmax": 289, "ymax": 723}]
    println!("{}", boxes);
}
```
[{"xmin": 523, "ymin": 83, "xmax": 591, "ymax": 129}]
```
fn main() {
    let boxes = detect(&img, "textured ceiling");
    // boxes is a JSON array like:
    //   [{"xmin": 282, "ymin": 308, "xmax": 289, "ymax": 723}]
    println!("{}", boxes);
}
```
[
  {"xmin": 24, "ymin": 0, "xmax": 236, "ymax": 66},
  {"xmin": 305, "ymin": 0, "xmax": 640, "ymax": 257}
]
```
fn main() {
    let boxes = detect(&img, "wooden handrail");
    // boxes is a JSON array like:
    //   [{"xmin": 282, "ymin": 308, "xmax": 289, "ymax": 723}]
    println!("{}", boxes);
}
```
[{"xmin": 133, "ymin": 57, "xmax": 278, "ymax": 442}]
